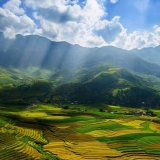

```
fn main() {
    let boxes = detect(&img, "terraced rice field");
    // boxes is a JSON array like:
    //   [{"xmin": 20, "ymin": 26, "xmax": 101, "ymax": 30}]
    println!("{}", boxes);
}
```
[
  {"xmin": 0, "ymin": 131, "xmax": 44, "ymax": 160},
  {"xmin": 0, "ymin": 104, "xmax": 160, "ymax": 159},
  {"xmin": 42, "ymin": 118, "xmax": 160, "ymax": 160},
  {"xmin": 44, "ymin": 127, "xmax": 121, "ymax": 160}
]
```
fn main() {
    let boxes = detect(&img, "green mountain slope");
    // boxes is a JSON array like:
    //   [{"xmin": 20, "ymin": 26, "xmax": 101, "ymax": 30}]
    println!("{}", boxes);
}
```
[
  {"xmin": 0, "ymin": 67, "xmax": 33, "ymax": 87},
  {"xmin": 51, "ymin": 66, "xmax": 160, "ymax": 108},
  {"xmin": 0, "ymin": 65, "xmax": 159, "ymax": 108}
]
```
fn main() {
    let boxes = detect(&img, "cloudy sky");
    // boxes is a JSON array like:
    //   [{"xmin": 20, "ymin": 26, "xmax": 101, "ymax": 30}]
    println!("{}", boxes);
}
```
[{"xmin": 0, "ymin": 0, "xmax": 160, "ymax": 50}]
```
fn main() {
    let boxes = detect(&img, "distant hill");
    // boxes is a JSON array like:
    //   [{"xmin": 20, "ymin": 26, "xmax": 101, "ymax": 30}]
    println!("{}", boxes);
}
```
[{"xmin": 130, "ymin": 46, "xmax": 160, "ymax": 66}]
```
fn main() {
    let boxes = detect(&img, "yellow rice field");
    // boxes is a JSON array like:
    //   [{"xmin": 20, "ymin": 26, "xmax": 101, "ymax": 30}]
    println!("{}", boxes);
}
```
[
  {"xmin": 113, "ymin": 119, "xmax": 145, "ymax": 129},
  {"xmin": 44, "ymin": 128, "xmax": 122, "ymax": 160},
  {"xmin": 86, "ymin": 129, "xmax": 151, "ymax": 138},
  {"xmin": 1, "ymin": 104, "xmax": 160, "ymax": 160}
]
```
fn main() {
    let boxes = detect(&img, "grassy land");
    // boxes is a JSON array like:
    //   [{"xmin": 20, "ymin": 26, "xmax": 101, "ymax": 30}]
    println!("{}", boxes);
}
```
[{"xmin": 0, "ymin": 104, "xmax": 160, "ymax": 160}]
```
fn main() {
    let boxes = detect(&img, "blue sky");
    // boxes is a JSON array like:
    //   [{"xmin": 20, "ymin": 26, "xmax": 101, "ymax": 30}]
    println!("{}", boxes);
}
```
[
  {"xmin": 106, "ymin": 0, "xmax": 160, "ymax": 32},
  {"xmin": 0, "ymin": 0, "xmax": 160, "ymax": 49}
]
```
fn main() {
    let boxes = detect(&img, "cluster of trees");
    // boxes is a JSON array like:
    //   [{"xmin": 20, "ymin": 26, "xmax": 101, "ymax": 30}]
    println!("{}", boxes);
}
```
[
  {"xmin": 0, "ymin": 82, "xmax": 52, "ymax": 105},
  {"xmin": 51, "ymin": 81, "xmax": 160, "ymax": 108},
  {"xmin": 105, "ymin": 88, "xmax": 160, "ymax": 108}
]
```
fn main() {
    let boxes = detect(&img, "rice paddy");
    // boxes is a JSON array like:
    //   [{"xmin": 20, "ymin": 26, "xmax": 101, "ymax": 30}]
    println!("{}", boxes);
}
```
[{"xmin": 0, "ymin": 104, "xmax": 160, "ymax": 159}]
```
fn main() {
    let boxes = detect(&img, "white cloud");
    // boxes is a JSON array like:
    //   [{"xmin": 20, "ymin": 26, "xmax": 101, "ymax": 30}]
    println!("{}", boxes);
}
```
[
  {"xmin": 0, "ymin": 7, "xmax": 36, "ymax": 39},
  {"xmin": 29, "ymin": 0, "xmax": 107, "ymax": 47},
  {"xmin": 24, "ymin": 0, "xmax": 72, "ymax": 10},
  {"xmin": 110, "ymin": 0, "xmax": 118, "ymax": 4},
  {"xmin": 94, "ymin": 16, "xmax": 126, "ymax": 43},
  {"xmin": 24, "ymin": 0, "xmax": 160, "ymax": 49},
  {"xmin": 3, "ymin": 27, "xmax": 16, "ymax": 39},
  {"xmin": 2, "ymin": 0, "xmax": 24, "ymax": 15},
  {"xmin": 122, "ymin": 29, "xmax": 160, "ymax": 49},
  {"xmin": 0, "ymin": 0, "xmax": 160, "ymax": 50},
  {"xmin": 28, "ymin": 0, "xmax": 105, "ymax": 25}
]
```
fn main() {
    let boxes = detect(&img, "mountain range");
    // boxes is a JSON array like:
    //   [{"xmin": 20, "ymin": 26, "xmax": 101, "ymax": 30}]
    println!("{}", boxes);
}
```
[
  {"xmin": 0, "ymin": 32, "xmax": 160, "ymax": 77},
  {"xmin": 0, "ymin": 32, "xmax": 160, "ymax": 108}
]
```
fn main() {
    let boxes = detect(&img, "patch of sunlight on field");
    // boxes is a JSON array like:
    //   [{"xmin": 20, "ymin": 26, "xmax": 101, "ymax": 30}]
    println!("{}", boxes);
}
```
[
  {"xmin": 113, "ymin": 119, "xmax": 145, "ymax": 129},
  {"xmin": 93, "ymin": 68, "xmax": 121, "ymax": 79},
  {"xmin": 39, "ymin": 104, "xmax": 62, "ymax": 110},
  {"xmin": 30, "ymin": 104, "xmax": 62, "ymax": 114},
  {"xmin": 56, "ymin": 126, "xmax": 70, "ymax": 129},
  {"xmin": 86, "ymin": 129, "xmax": 151, "ymax": 138},
  {"xmin": 108, "ymin": 105, "xmax": 121, "ymax": 109},
  {"xmin": 40, "ymin": 115, "xmax": 70, "ymax": 120},
  {"xmin": 20, "ymin": 111, "xmax": 47, "ymax": 118},
  {"xmin": 86, "ymin": 119, "xmax": 110, "ymax": 126},
  {"xmin": 6, "ymin": 110, "xmax": 48, "ymax": 118},
  {"xmin": 86, "ymin": 130, "xmax": 108, "ymax": 137},
  {"xmin": 16, "ymin": 109, "xmax": 70, "ymax": 120}
]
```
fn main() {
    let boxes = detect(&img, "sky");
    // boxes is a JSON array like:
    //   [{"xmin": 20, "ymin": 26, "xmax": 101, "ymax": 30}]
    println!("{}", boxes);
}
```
[{"xmin": 0, "ymin": 0, "xmax": 160, "ymax": 50}]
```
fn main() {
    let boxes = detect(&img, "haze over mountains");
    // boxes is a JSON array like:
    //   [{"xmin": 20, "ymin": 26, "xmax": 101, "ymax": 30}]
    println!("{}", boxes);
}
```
[
  {"xmin": 0, "ymin": 32, "xmax": 160, "ymax": 77},
  {"xmin": 131, "ymin": 46, "xmax": 160, "ymax": 66},
  {"xmin": 0, "ymin": 33, "xmax": 160, "ymax": 107}
]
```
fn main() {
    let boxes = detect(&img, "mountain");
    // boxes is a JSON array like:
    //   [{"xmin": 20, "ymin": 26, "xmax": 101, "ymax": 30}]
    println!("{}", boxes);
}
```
[
  {"xmin": 130, "ymin": 46, "xmax": 160, "ymax": 66},
  {"xmin": 1, "ymin": 33, "xmax": 160, "ymax": 108},
  {"xmin": 1, "ymin": 33, "xmax": 160, "ymax": 78},
  {"xmin": 0, "ymin": 65, "xmax": 159, "ymax": 108},
  {"xmin": 51, "ymin": 66, "xmax": 160, "ymax": 108}
]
